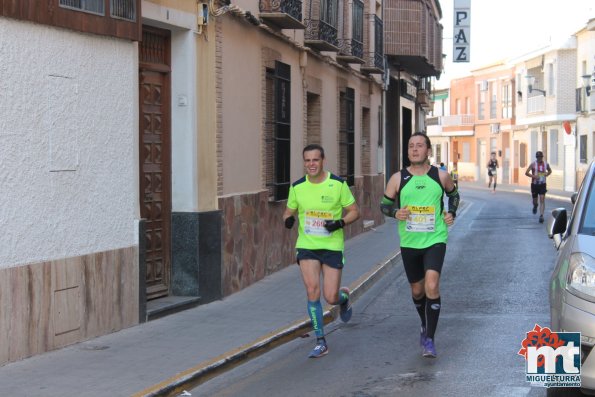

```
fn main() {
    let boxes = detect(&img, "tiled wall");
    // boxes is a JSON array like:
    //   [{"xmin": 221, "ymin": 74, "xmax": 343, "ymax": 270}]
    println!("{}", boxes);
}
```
[
  {"xmin": 0, "ymin": 246, "xmax": 138, "ymax": 365},
  {"xmin": 219, "ymin": 173, "xmax": 386, "ymax": 296}
]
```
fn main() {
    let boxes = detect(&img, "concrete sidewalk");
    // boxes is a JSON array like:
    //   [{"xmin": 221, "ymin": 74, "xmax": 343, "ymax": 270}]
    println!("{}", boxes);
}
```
[
  {"xmin": 0, "ymin": 219, "xmax": 404, "ymax": 397},
  {"xmin": 0, "ymin": 181, "xmax": 571, "ymax": 397}
]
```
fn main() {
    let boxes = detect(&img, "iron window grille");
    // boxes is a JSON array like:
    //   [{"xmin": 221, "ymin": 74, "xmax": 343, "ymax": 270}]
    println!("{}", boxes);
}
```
[
  {"xmin": 339, "ymin": 87, "xmax": 355, "ymax": 186},
  {"xmin": 265, "ymin": 61, "xmax": 292, "ymax": 201},
  {"xmin": 59, "ymin": 0, "xmax": 136, "ymax": 20},
  {"xmin": 59, "ymin": 0, "xmax": 104, "ymax": 15},
  {"xmin": 111, "ymin": 0, "xmax": 136, "ymax": 21}
]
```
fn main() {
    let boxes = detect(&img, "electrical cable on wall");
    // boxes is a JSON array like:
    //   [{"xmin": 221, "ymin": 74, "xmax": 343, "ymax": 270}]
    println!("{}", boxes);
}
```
[{"xmin": 197, "ymin": 0, "xmax": 261, "ymax": 35}]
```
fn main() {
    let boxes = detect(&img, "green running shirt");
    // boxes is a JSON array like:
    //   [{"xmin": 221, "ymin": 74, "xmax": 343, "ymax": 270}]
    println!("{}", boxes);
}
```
[
  {"xmin": 287, "ymin": 171, "xmax": 355, "ymax": 251},
  {"xmin": 397, "ymin": 166, "xmax": 448, "ymax": 249}
]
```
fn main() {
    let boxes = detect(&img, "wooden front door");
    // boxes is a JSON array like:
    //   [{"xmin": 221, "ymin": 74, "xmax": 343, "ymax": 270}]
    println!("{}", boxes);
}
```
[{"xmin": 139, "ymin": 26, "xmax": 172, "ymax": 300}]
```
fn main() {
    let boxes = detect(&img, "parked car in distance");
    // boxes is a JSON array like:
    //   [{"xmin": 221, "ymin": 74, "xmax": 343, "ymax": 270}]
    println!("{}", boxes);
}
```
[{"xmin": 548, "ymin": 158, "xmax": 595, "ymax": 395}]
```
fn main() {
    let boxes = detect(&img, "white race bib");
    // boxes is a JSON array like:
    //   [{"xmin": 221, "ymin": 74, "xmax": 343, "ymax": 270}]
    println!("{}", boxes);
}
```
[
  {"xmin": 406, "ymin": 205, "xmax": 436, "ymax": 232},
  {"xmin": 304, "ymin": 210, "xmax": 333, "ymax": 236}
]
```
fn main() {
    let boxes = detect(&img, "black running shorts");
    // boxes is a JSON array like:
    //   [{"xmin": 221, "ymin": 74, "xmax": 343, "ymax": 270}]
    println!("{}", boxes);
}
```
[
  {"xmin": 400, "ymin": 243, "xmax": 446, "ymax": 284},
  {"xmin": 531, "ymin": 183, "xmax": 547, "ymax": 198},
  {"xmin": 297, "ymin": 249, "xmax": 344, "ymax": 269}
]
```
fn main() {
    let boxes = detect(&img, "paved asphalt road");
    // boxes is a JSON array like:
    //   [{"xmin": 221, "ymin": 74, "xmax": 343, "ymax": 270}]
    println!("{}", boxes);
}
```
[{"xmin": 188, "ymin": 187, "xmax": 580, "ymax": 397}]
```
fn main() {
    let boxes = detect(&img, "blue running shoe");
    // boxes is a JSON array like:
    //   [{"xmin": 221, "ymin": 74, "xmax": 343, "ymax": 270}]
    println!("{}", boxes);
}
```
[
  {"xmin": 308, "ymin": 340, "xmax": 329, "ymax": 358},
  {"xmin": 339, "ymin": 287, "xmax": 352, "ymax": 323},
  {"xmin": 420, "ymin": 326, "xmax": 427, "ymax": 347},
  {"xmin": 422, "ymin": 338, "xmax": 437, "ymax": 358}
]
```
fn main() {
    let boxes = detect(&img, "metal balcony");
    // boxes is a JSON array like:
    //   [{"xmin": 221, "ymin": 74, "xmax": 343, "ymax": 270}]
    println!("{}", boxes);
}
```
[
  {"xmin": 361, "ymin": 15, "xmax": 383, "ymax": 74},
  {"xmin": 337, "ymin": 39, "xmax": 364, "ymax": 64},
  {"xmin": 259, "ymin": 0, "xmax": 305, "ymax": 29},
  {"xmin": 304, "ymin": 18, "xmax": 339, "ymax": 51}
]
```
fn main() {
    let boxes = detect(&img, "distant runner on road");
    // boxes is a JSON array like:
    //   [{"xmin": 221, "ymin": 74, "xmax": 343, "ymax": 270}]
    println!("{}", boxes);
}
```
[
  {"xmin": 283, "ymin": 144, "xmax": 360, "ymax": 359},
  {"xmin": 525, "ymin": 151, "xmax": 552, "ymax": 224},
  {"xmin": 380, "ymin": 132, "xmax": 459, "ymax": 358},
  {"xmin": 487, "ymin": 152, "xmax": 498, "ymax": 193}
]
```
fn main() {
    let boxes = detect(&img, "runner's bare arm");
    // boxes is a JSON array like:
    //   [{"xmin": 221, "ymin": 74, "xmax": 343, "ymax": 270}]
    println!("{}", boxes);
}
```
[{"xmin": 342, "ymin": 202, "xmax": 360, "ymax": 225}]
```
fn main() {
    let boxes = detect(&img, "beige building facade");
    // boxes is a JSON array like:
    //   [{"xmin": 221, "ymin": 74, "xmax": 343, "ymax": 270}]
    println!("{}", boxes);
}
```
[
  {"xmin": 1, "ymin": 0, "xmax": 449, "ymax": 365},
  {"xmin": 432, "ymin": 18, "xmax": 595, "ymax": 192}
]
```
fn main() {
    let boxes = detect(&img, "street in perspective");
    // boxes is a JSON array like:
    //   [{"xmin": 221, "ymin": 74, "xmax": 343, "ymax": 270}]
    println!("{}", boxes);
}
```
[
  {"xmin": 2, "ymin": 1, "xmax": 594, "ymax": 397},
  {"xmin": 188, "ymin": 184, "xmax": 575, "ymax": 397}
]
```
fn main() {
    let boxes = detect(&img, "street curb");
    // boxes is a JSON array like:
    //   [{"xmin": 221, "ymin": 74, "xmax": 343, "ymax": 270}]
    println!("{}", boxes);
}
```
[{"xmin": 133, "ymin": 248, "xmax": 402, "ymax": 397}]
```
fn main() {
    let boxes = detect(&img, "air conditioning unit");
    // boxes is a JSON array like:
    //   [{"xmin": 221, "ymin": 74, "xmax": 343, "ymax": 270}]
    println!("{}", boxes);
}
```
[
  {"xmin": 480, "ymin": 80, "xmax": 488, "ymax": 91},
  {"xmin": 490, "ymin": 123, "xmax": 500, "ymax": 133}
]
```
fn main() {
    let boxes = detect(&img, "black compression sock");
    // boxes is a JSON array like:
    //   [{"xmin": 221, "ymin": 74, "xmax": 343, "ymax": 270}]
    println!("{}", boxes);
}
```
[
  {"xmin": 413, "ymin": 296, "xmax": 427, "ymax": 328},
  {"xmin": 426, "ymin": 296, "xmax": 441, "ymax": 340}
]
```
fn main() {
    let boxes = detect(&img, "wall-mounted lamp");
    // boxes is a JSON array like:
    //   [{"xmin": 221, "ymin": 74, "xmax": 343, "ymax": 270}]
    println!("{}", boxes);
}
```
[
  {"xmin": 526, "ymin": 75, "xmax": 546, "ymax": 96},
  {"xmin": 582, "ymin": 74, "xmax": 592, "ymax": 97}
]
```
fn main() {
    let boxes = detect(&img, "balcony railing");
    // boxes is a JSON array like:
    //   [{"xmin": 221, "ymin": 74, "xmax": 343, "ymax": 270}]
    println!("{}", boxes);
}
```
[
  {"xmin": 527, "ymin": 95, "xmax": 545, "ymax": 114},
  {"xmin": 361, "ymin": 15, "xmax": 383, "ymax": 74},
  {"xmin": 440, "ymin": 114, "xmax": 475, "ymax": 126},
  {"xmin": 259, "ymin": 0, "xmax": 305, "ymax": 29},
  {"xmin": 337, "ymin": 39, "xmax": 364, "ymax": 63},
  {"xmin": 304, "ymin": 18, "xmax": 339, "ymax": 51}
]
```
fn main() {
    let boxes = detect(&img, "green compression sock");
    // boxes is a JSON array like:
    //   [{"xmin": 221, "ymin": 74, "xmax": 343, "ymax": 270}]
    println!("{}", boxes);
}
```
[
  {"xmin": 338, "ymin": 290, "xmax": 349, "ymax": 305},
  {"xmin": 307, "ymin": 300, "xmax": 324, "ymax": 338}
]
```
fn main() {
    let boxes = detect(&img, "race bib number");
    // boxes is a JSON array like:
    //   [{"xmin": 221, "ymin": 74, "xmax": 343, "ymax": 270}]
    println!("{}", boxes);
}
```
[
  {"xmin": 537, "ymin": 172, "xmax": 546, "ymax": 183},
  {"xmin": 304, "ymin": 210, "xmax": 333, "ymax": 236},
  {"xmin": 406, "ymin": 205, "xmax": 436, "ymax": 232}
]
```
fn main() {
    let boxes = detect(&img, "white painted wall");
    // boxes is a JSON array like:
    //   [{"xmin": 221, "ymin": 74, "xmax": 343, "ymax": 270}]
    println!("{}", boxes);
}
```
[
  {"xmin": 0, "ymin": 18, "xmax": 138, "ymax": 268},
  {"xmin": 171, "ymin": 30, "xmax": 199, "ymax": 212}
]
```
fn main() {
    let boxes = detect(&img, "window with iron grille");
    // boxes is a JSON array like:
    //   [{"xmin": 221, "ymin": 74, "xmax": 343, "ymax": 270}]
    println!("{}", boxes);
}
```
[
  {"xmin": 361, "ymin": 107, "xmax": 371, "ymax": 174},
  {"xmin": 59, "ymin": 0, "xmax": 104, "ymax": 15},
  {"xmin": 111, "ymin": 0, "xmax": 136, "ymax": 20},
  {"xmin": 265, "ymin": 61, "xmax": 292, "ymax": 201},
  {"xmin": 353, "ymin": 0, "xmax": 364, "ymax": 43},
  {"xmin": 501, "ymin": 83, "xmax": 512, "ymax": 118},
  {"xmin": 339, "ymin": 87, "xmax": 355, "ymax": 186},
  {"xmin": 489, "ymin": 82, "xmax": 497, "ymax": 119},
  {"xmin": 59, "ymin": 0, "xmax": 136, "ymax": 20},
  {"xmin": 321, "ymin": 0, "xmax": 338, "ymax": 27},
  {"xmin": 478, "ymin": 90, "xmax": 485, "ymax": 120},
  {"xmin": 580, "ymin": 134, "xmax": 588, "ymax": 164}
]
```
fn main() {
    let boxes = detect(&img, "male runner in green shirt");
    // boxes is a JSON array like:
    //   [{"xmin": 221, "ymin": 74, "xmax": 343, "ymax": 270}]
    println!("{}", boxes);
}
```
[
  {"xmin": 283, "ymin": 144, "xmax": 360, "ymax": 358},
  {"xmin": 380, "ymin": 132, "xmax": 459, "ymax": 358}
]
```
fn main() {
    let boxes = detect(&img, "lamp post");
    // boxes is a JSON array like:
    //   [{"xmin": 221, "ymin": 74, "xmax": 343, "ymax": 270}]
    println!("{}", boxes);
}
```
[
  {"xmin": 525, "ymin": 75, "xmax": 546, "ymax": 96},
  {"xmin": 582, "ymin": 74, "xmax": 592, "ymax": 97}
]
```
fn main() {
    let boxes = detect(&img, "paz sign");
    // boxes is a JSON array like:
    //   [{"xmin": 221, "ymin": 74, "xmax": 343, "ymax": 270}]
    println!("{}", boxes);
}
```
[{"xmin": 453, "ymin": 0, "xmax": 470, "ymax": 63}]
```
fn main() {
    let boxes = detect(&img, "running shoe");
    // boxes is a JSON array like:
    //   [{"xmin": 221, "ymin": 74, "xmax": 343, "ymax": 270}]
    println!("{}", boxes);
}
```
[
  {"xmin": 532, "ymin": 205, "xmax": 538, "ymax": 214},
  {"xmin": 422, "ymin": 338, "xmax": 437, "ymax": 358},
  {"xmin": 420, "ymin": 326, "xmax": 427, "ymax": 347},
  {"xmin": 539, "ymin": 215, "xmax": 544, "ymax": 223},
  {"xmin": 308, "ymin": 340, "xmax": 329, "ymax": 358},
  {"xmin": 339, "ymin": 287, "xmax": 353, "ymax": 323}
]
